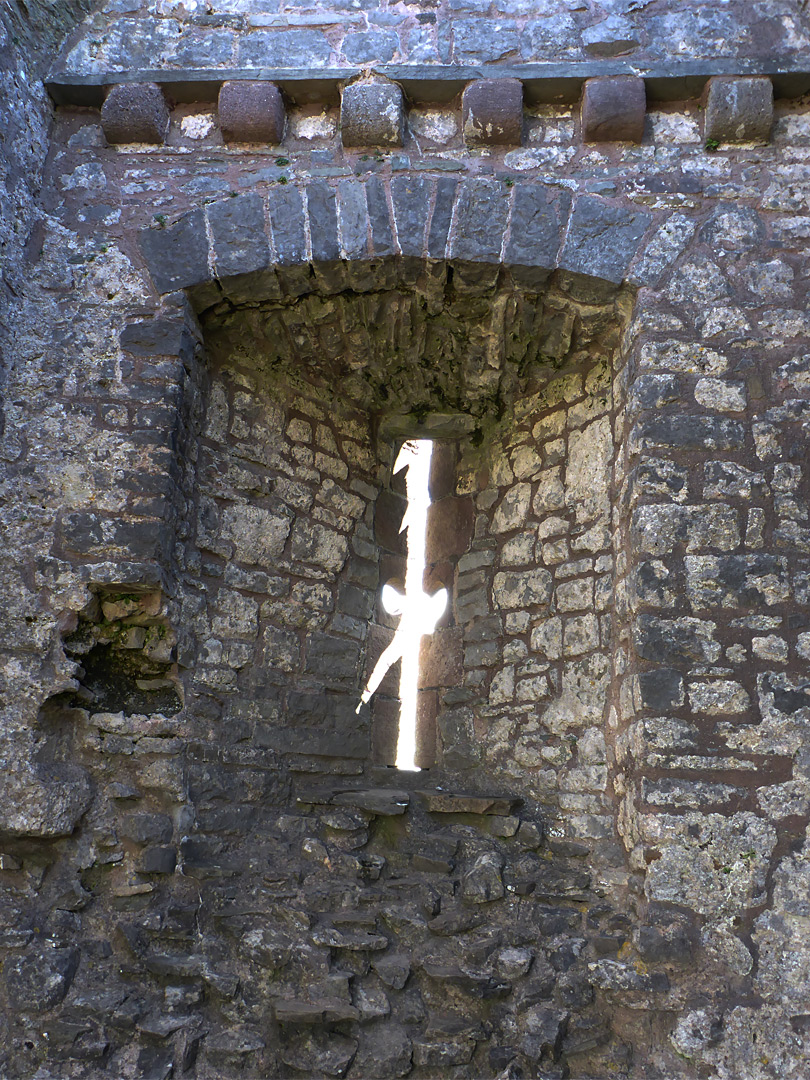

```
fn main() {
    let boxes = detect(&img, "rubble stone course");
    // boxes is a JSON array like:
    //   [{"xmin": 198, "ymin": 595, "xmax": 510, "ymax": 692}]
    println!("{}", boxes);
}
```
[{"xmin": 2, "ymin": 1, "xmax": 810, "ymax": 1078}]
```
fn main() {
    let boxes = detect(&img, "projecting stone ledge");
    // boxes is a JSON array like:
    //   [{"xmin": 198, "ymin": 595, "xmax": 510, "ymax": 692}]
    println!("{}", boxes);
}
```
[
  {"xmin": 462, "ymin": 78, "xmax": 523, "ymax": 147},
  {"xmin": 341, "ymin": 78, "xmax": 405, "ymax": 147},
  {"xmin": 100, "ymin": 81, "xmax": 169, "ymax": 144},
  {"xmin": 703, "ymin": 75, "xmax": 773, "ymax": 144},
  {"xmin": 296, "ymin": 787, "xmax": 410, "ymax": 815},
  {"xmin": 218, "ymin": 79, "xmax": 286, "ymax": 144},
  {"xmin": 581, "ymin": 74, "xmax": 646, "ymax": 143},
  {"xmin": 416, "ymin": 790, "xmax": 522, "ymax": 815}
]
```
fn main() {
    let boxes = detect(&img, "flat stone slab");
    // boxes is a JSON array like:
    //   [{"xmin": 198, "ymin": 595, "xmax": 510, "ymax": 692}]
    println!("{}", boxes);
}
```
[
  {"xmin": 311, "ymin": 927, "xmax": 389, "ymax": 950},
  {"xmin": 274, "ymin": 1000, "xmax": 360, "ymax": 1023},
  {"xmin": 416, "ymin": 790, "xmax": 522, "ymax": 815},
  {"xmin": 330, "ymin": 788, "xmax": 410, "ymax": 815}
]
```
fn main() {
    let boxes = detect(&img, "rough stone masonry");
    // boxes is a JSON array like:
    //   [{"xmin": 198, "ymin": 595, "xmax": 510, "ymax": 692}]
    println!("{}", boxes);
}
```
[{"xmin": 2, "ymin": 0, "xmax": 810, "ymax": 1077}]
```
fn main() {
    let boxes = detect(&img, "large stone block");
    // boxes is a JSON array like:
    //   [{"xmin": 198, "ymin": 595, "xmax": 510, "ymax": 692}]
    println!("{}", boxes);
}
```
[
  {"xmin": 504, "ymin": 184, "xmax": 566, "ymax": 278},
  {"xmin": 451, "ymin": 178, "xmax": 511, "ymax": 263},
  {"xmin": 101, "ymin": 82, "xmax": 169, "ymax": 145},
  {"xmin": 703, "ymin": 76, "xmax": 773, "ymax": 144},
  {"xmin": 5, "ymin": 948, "xmax": 79, "ymax": 1011},
  {"xmin": 581, "ymin": 75, "xmax": 646, "ymax": 143},
  {"xmin": 218, "ymin": 80, "xmax": 285, "ymax": 144},
  {"xmin": 391, "ymin": 175, "xmax": 431, "ymax": 257},
  {"xmin": 139, "ymin": 209, "xmax": 210, "ymax": 294},
  {"xmin": 462, "ymin": 78, "xmax": 523, "ymax": 146},
  {"xmin": 341, "ymin": 80, "xmax": 404, "ymax": 147},
  {"xmin": 365, "ymin": 175, "xmax": 396, "ymax": 256},
  {"xmin": 306, "ymin": 181, "xmax": 340, "ymax": 263},
  {"xmin": 559, "ymin": 196, "xmax": 650, "ymax": 284},
  {"xmin": 208, "ymin": 194, "xmax": 271, "ymax": 278},
  {"xmin": 267, "ymin": 184, "xmax": 307, "ymax": 265},
  {"xmin": 336, "ymin": 179, "xmax": 369, "ymax": 260},
  {"xmin": 427, "ymin": 177, "xmax": 458, "ymax": 259}
]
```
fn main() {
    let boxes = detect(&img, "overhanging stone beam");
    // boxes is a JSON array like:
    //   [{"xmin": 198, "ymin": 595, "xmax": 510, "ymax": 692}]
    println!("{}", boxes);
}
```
[{"xmin": 45, "ymin": 59, "xmax": 810, "ymax": 108}]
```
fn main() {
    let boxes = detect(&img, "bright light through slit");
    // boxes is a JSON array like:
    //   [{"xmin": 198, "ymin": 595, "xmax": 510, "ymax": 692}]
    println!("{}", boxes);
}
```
[{"xmin": 356, "ymin": 440, "xmax": 447, "ymax": 771}]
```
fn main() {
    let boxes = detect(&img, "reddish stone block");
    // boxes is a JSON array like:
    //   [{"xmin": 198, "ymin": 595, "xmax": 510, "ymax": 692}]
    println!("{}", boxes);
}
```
[
  {"xmin": 218, "ymin": 80, "xmax": 286, "ymax": 144},
  {"xmin": 419, "ymin": 627, "xmax": 463, "ymax": 689},
  {"xmin": 581, "ymin": 75, "xmax": 646, "ymax": 144},
  {"xmin": 375, "ymin": 490, "xmax": 407, "ymax": 553},
  {"xmin": 703, "ymin": 76, "xmax": 773, "ymax": 144},
  {"xmin": 415, "ymin": 689, "xmax": 438, "ymax": 769},
  {"xmin": 429, "ymin": 442, "xmax": 458, "ymax": 501},
  {"xmin": 426, "ymin": 496, "xmax": 474, "ymax": 560},
  {"xmin": 462, "ymin": 78, "xmax": 523, "ymax": 146},
  {"xmin": 101, "ymin": 82, "xmax": 169, "ymax": 145},
  {"xmin": 371, "ymin": 696, "xmax": 399, "ymax": 766}
]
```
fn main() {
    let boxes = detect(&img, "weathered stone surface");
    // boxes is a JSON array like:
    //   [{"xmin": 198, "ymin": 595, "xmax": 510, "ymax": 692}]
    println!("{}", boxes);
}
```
[
  {"xmin": 101, "ymin": 82, "xmax": 169, "ymax": 144},
  {"xmin": 462, "ymin": 78, "xmax": 523, "ymax": 146},
  {"xmin": 139, "ymin": 209, "xmax": 209, "ymax": 293},
  {"xmin": 427, "ymin": 177, "xmax": 458, "ymax": 258},
  {"xmin": 208, "ymin": 194, "xmax": 270, "ymax": 279},
  {"xmin": 582, "ymin": 15, "xmax": 640, "ymax": 57},
  {"xmin": 559, "ymin": 197, "xmax": 651, "ymax": 284},
  {"xmin": 353, "ymin": 1023, "xmax": 412, "ymax": 1077},
  {"xmin": 7, "ymin": 8, "xmax": 810, "ymax": 1080},
  {"xmin": 418, "ymin": 791, "xmax": 519, "ymax": 815},
  {"xmin": 336, "ymin": 178, "xmax": 369, "ymax": 261},
  {"xmin": 267, "ymin": 183, "xmax": 307, "ymax": 265},
  {"xmin": 5, "ymin": 947, "xmax": 79, "ymax": 1011},
  {"xmin": 373, "ymin": 952, "xmax": 411, "ymax": 989},
  {"xmin": 307, "ymin": 180, "xmax": 340, "ymax": 263},
  {"xmin": 581, "ymin": 75, "xmax": 645, "ymax": 143},
  {"xmin": 703, "ymin": 75, "xmax": 773, "ymax": 145},
  {"xmin": 218, "ymin": 79, "xmax": 285, "ymax": 144},
  {"xmin": 332, "ymin": 788, "xmax": 409, "ymax": 815},
  {"xmin": 391, "ymin": 175, "xmax": 431, "ymax": 258},
  {"xmin": 493, "ymin": 569, "xmax": 552, "ymax": 610},
  {"xmin": 0, "ymin": 765, "xmax": 91, "ymax": 838},
  {"xmin": 279, "ymin": 1030, "xmax": 357, "ymax": 1077},
  {"xmin": 520, "ymin": 1005, "xmax": 568, "ymax": 1059},
  {"xmin": 504, "ymin": 184, "xmax": 565, "ymax": 274},
  {"xmin": 341, "ymin": 79, "xmax": 404, "ymax": 147},
  {"xmin": 462, "ymin": 851, "xmax": 505, "ymax": 903},
  {"xmin": 451, "ymin": 178, "xmax": 512, "ymax": 263}
]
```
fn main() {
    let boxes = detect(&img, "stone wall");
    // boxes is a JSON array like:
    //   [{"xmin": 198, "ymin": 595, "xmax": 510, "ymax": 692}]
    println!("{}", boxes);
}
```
[
  {"xmin": 51, "ymin": 0, "xmax": 810, "ymax": 74},
  {"xmin": 2, "ymin": 2, "xmax": 810, "ymax": 1077}
]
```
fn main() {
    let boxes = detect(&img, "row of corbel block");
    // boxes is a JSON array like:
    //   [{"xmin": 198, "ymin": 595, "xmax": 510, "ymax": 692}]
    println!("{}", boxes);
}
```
[{"xmin": 100, "ymin": 74, "xmax": 775, "ymax": 149}]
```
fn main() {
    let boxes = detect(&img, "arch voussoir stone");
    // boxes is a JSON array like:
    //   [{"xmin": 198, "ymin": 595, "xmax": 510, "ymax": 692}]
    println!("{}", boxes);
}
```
[{"xmin": 137, "ymin": 175, "xmax": 656, "ymax": 304}]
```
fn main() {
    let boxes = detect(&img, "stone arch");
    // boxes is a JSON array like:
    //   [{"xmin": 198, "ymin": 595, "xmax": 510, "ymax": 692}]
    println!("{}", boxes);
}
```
[
  {"xmin": 137, "ymin": 178, "xmax": 653, "ymax": 306},
  {"xmin": 122, "ymin": 178, "xmax": 656, "ymax": 808}
]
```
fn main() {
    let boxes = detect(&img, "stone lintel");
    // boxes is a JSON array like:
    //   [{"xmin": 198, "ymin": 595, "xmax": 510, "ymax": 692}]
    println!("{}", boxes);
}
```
[{"xmin": 46, "ymin": 61, "xmax": 810, "ymax": 109}]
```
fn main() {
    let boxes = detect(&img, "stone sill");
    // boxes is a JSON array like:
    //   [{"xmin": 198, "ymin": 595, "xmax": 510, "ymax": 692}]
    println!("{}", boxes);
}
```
[
  {"xmin": 296, "ymin": 781, "xmax": 523, "ymax": 818},
  {"xmin": 45, "ymin": 58, "xmax": 810, "ymax": 109}
]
